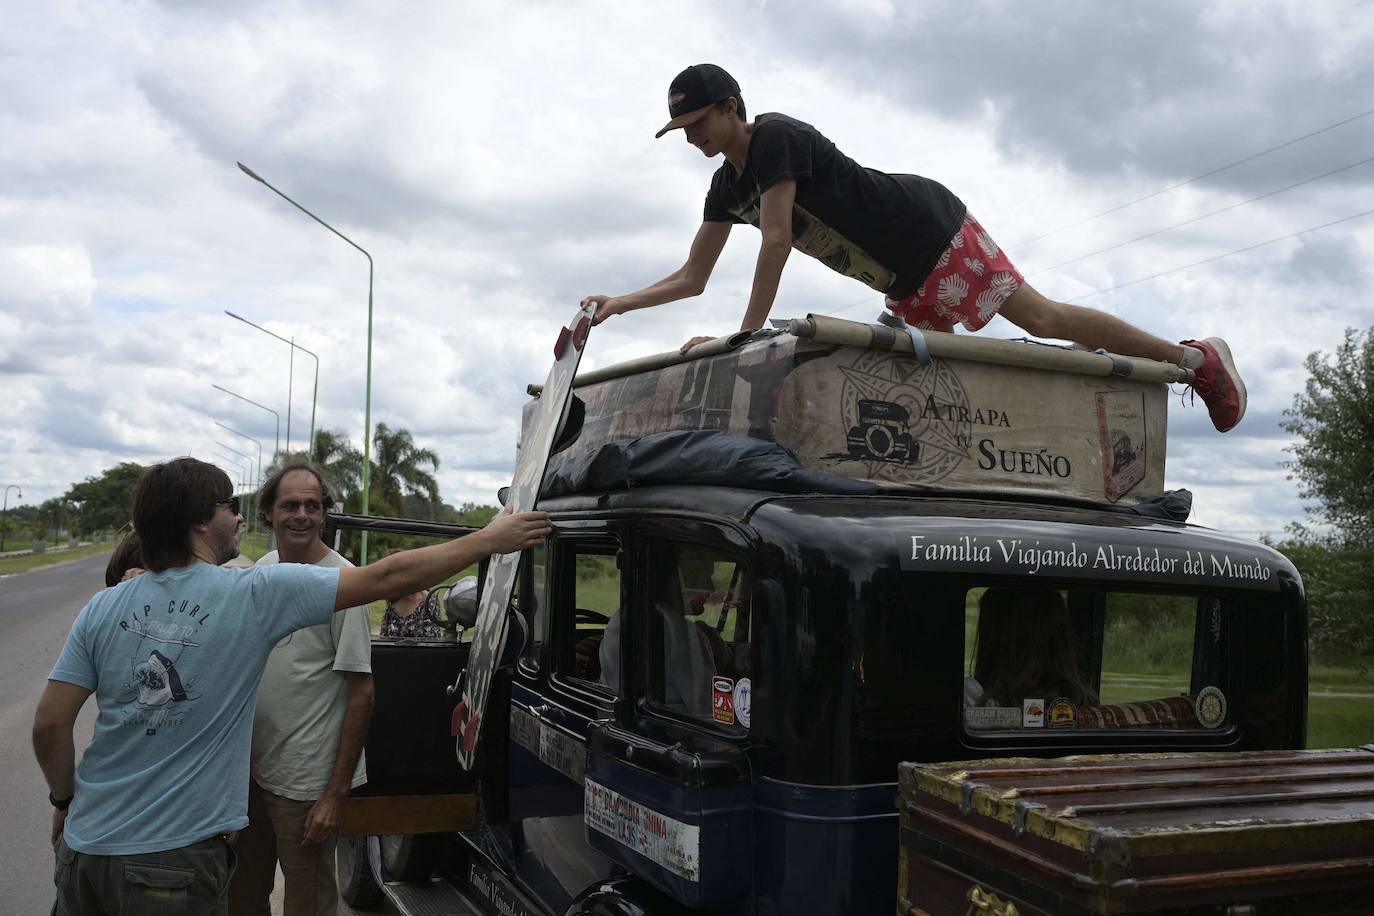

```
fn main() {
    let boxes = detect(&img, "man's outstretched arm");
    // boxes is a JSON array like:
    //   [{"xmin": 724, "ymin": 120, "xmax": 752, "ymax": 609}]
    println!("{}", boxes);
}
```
[
  {"xmin": 334, "ymin": 509, "xmax": 550, "ymax": 612},
  {"xmin": 584, "ymin": 221, "xmax": 732, "ymax": 324}
]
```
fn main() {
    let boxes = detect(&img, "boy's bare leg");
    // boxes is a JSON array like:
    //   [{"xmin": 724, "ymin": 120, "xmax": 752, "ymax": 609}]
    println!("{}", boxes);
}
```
[
  {"xmin": 997, "ymin": 284, "xmax": 1188, "ymax": 365},
  {"xmin": 994, "ymin": 282, "xmax": 1245, "ymax": 432}
]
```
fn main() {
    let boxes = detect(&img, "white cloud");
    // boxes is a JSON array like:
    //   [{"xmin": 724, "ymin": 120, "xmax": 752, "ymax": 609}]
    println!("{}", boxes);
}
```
[{"xmin": 2, "ymin": 0, "xmax": 1371, "ymax": 538}]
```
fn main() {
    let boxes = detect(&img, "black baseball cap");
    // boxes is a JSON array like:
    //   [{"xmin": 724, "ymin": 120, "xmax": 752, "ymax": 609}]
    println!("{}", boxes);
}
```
[{"xmin": 654, "ymin": 64, "xmax": 741, "ymax": 139}]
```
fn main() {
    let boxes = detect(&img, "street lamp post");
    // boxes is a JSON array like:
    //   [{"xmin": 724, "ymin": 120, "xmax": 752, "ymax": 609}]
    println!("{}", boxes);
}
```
[
  {"xmin": 238, "ymin": 161, "xmax": 375, "ymax": 563},
  {"xmin": 213, "ymin": 421, "xmax": 264, "ymax": 490},
  {"xmin": 216, "ymin": 440, "xmax": 259, "ymax": 531},
  {"xmin": 225, "ymin": 310, "xmax": 320, "ymax": 462},
  {"xmin": 213, "ymin": 450, "xmax": 251, "ymax": 492},
  {"xmin": 213, "ymin": 384, "xmax": 281, "ymax": 465},
  {"xmin": 2, "ymin": 484, "xmax": 21, "ymax": 553}
]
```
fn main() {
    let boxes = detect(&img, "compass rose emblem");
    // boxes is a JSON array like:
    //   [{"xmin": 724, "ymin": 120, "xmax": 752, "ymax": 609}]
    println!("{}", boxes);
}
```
[{"xmin": 829, "ymin": 350, "xmax": 972, "ymax": 484}]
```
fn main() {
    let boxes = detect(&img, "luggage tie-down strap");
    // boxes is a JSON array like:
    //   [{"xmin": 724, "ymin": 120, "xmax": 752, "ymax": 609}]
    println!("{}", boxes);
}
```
[{"xmin": 874, "ymin": 313, "xmax": 932, "ymax": 366}]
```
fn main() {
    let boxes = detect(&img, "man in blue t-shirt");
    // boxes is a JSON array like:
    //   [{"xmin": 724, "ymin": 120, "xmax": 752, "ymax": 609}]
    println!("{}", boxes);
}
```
[
  {"xmin": 32, "ymin": 457, "xmax": 549, "ymax": 913},
  {"xmin": 581, "ymin": 64, "xmax": 1246, "ymax": 434}
]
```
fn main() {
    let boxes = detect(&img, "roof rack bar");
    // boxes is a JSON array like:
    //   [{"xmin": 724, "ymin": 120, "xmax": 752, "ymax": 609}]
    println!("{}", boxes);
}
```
[{"xmin": 789, "ymin": 314, "xmax": 1194, "ymax": 385}]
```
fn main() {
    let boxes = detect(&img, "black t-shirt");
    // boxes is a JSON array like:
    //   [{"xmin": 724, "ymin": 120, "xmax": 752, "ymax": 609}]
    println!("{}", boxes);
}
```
[{"xmin": 703, "ymin": 112, "xmax": 967, "ymax": 299}]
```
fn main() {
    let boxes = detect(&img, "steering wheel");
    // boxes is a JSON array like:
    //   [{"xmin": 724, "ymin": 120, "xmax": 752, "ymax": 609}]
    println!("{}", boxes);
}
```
[{"xmin": 574, "ymin": 607, "xmax": 611, "ymax": 626}]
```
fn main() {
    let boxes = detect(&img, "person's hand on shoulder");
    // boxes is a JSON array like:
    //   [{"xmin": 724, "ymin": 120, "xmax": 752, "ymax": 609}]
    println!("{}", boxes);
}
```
[
  {"xmin": 481, "ymin": 506, "xmax": 552, "ymax": 554},
  {"xmin": 120, "ymin": 567, "xmax": 146, "ymax": 583},
  {"xmin": 582, "ymin": 295, "xmax": 624, "ymax": 326}
]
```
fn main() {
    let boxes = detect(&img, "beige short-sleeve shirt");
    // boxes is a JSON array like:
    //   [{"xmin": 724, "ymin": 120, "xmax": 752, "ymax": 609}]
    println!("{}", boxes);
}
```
[{"xmin": 251, "ymin": 548, "xmax": 372, "ymax": 801}]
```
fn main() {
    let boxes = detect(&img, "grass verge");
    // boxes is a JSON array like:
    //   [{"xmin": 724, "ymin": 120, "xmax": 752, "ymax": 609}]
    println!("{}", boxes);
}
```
[{"xmin": 0, "ymin": 544, "xmax": 113, "ymax": 576}]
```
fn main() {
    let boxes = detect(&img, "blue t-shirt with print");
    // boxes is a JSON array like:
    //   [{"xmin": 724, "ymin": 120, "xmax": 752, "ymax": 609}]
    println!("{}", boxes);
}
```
[{"xmin": 49, "ymin": 561, "xmax": 340, "ymax": 855}]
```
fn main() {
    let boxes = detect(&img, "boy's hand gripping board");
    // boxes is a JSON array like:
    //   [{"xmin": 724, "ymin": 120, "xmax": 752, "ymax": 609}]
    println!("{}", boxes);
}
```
[{"xmin": 453, "ymin": 304, "xmax": 593, "ymax": 770}]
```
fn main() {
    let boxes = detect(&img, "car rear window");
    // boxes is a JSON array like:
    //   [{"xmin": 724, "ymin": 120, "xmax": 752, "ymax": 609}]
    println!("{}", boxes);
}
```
[{"xmin": 962, "ymin": 586, "xmax": 1232, "ymax": 733}]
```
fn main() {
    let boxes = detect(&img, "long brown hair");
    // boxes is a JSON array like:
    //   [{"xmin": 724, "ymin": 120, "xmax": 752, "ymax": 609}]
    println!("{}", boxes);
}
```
[
  {"xmin": 972, "ymin": 587, "xmax": 1099, "ymax": 707},
  {"xmin": 132, "ymin": 458, "xmax": 232, "ymax": 571},
  {"xmin": 104, "ymin": 530, "xmax": 144, "ymax": 587}
]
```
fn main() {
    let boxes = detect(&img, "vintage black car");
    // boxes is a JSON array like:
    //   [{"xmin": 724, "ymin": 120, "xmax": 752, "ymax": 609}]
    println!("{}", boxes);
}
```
[{"xmin": 327, "ymin": 483, "xmax": 1307, "ymax": 915}]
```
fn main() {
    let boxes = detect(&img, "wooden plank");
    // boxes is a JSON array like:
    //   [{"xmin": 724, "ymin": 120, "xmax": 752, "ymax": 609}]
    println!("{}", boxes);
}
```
[{"xmin": 337, "ymin": 793, "xmax": 477, "ymax": 836}]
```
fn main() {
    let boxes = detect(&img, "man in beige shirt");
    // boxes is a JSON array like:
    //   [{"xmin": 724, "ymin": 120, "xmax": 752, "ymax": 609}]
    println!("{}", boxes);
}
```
[{"xmin": 229, "ymin": 464, "xmax": 374, "ymax": 916}]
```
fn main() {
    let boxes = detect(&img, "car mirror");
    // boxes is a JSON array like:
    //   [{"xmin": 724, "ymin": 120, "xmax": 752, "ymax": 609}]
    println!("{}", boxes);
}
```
[{"xmin": 445, "ymin": 575, "xmax": 481, "ymax": 628}]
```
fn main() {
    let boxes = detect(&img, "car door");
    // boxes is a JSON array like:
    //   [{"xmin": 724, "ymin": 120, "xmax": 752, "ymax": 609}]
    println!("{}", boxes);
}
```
[
  {"xmin": 320, "ymin": 513, "xmax": 486, "ymax": 836},
  {"xmin": 583, "ymin": 521, "xmax": 758, "ymax": 911},
  {"xmin": 502, "ymin": 522, "xmax": 625, "ymax": 913}
]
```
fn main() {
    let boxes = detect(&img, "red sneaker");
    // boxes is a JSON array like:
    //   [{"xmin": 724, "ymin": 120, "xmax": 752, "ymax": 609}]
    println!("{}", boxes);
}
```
[{"xmin": 1182, "ymin": 337, "xmax": 1247, "ymax": 432}]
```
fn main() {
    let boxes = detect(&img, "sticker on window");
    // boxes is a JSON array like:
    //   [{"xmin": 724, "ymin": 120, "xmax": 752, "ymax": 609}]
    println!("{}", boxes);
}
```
[
  {"xmin": 733, "ymin": 677, "xmax": 752, "ymax": 729},
  {"xmin": 1194, "ymin": 685, "xmax": 1227, "ymax": 728},
  {"xmin": 964, "ymin": 706, "xmax": 1021, "ymax": 730},
  {"xmin": 1047, "ymin": 697, "xmax": 1077, "ymax": 727},
  {"xmin": 711, "ymin": 676, "xmax": 736, "ymax": 725},
  {"xmin": 1022, "ymin": 698, "xmax": 1045, "ymax": 727}
]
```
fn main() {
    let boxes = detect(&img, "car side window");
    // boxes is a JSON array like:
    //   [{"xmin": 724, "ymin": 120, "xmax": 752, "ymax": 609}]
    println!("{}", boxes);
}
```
[
  {"xmin": 644, "ymin": 541, "xmax": 752, "ymax": 732},
  {"xmin": 555, "ymin": 540, "xmax": 621, "ymax": 696}
]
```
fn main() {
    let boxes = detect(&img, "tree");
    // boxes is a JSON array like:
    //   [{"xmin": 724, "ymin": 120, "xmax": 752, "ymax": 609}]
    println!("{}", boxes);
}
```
[
  {"xmin": 64, "ymin": 462, "xmax": 145, "ymax": 534},
  {"xmin": 1281, "ymin": 328, "xmax": 1374, "ymax": 540},
  {"xmin": 1271, "ymin": 527, "xmax": 1374, "ymax": 666},
  {"xmin": 371, "ymin": 422, "xmax": 440, "ymax": 518},
  {"xmin": 1278, "ymin": 328, "xmax": 1374, "ymax": 667},
  {"xmin": 311, "ymin": 428, "xmax": 366, "ymax": 500}
]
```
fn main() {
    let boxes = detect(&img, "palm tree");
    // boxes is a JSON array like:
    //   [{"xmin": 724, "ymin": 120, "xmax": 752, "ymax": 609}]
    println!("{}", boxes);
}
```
[
  {"xmin": 311, "ymin": 429, "xmax": 365, "ymax": 500},
  {"xmin": 371, "ymin": 422, "xmax": 440, "ymax": 518}
]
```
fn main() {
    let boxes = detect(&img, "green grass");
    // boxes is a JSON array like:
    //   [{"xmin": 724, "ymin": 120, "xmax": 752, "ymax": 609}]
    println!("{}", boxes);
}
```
[
  {"xmin": 236, "ymin": 531, "xmax": 271, "ymax": 563},
  {"xmin": 1306, "ymin": 693, "xmax": 1374, "ymax": 748},
  {"xmin": 1309, "ymin": 664, "xmax": 1374, "ymax": 693},
  {"xmin": 0, "ymin": 543, "xmax": 114, "ymax": 576}
]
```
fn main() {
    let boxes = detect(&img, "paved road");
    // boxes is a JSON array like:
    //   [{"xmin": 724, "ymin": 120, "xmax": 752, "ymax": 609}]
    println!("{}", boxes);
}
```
[
  {"xmin": 0, "ymin": 553, "xmax": 105, "ymax": 909},
  {"xmin": 0, "ymin": 554, "xmax": 384, "ymax": 913}
]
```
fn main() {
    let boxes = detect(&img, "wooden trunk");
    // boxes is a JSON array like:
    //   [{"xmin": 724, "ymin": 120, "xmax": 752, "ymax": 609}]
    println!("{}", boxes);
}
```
[
  {"xmin": 897, "ymin": 748, "xmax": 1374, "ymax": 915},
  {"xmin": 534, "ymin": 315, "xmax": 1190, "ymax": 508}
]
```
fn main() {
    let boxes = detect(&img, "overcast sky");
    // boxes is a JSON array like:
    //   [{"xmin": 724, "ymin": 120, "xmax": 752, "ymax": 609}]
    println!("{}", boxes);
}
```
[{"xmin": 3, "ymin": 0, "xmax": 1372, "ymax": 537}]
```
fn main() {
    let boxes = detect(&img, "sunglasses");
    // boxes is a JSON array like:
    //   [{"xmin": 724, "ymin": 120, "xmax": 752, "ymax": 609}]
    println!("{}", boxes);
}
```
[{"xmin": 214, "ymin": 495, "xmax": 242, "ymax": 516}]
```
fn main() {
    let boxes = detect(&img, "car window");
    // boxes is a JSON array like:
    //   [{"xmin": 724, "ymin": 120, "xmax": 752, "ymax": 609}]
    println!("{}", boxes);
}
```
[
  {"xmin": 962, "ymin": 586, "xmax": 1231, "ymax": 732},
  {"xmin": 346, "ymin": 531, "xmax": 483, "ymax": 642},
  {"xmin": 554, "ymin": 540, "xmax": 621, "ymax": 696},
  {"xmin": 643, "ymin": 541, "xmax": 753, "ymax": 733}
]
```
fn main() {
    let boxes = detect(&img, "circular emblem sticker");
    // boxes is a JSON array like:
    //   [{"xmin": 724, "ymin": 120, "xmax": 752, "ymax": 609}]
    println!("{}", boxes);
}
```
[
  {"xmin": 1194, "ymin": 686, "xmax": 1227, "ymax": 729},
  {"xmin": 733, "ymin": 678, "xmax": 752, "ymax": 730},
  {"xmin": 1047, "ymin": 697, "xmax": 1077, "ymax": 728}
]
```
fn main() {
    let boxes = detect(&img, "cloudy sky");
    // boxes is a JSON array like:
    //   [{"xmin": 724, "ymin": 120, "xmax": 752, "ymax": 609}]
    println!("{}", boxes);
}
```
[{"xmin": 3, "ymin": 0, "xmax": 1372, "ymax": 536}]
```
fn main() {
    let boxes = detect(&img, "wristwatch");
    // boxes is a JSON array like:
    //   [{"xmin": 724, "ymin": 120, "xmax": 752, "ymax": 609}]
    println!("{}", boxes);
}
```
[{"xmin": 49, "ymin": 792, "xmax": 73, "ymax": 811}]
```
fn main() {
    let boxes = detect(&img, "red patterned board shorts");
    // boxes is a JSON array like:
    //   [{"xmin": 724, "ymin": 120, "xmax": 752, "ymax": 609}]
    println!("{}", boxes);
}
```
[{"xmin": 885, "ymin": 213, "xmax": 1024, "ymax": 332}]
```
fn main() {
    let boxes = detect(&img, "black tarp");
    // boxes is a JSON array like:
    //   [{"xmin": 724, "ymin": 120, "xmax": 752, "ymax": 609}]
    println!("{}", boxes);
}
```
[{"xmin": 541, "ymin": 429, "xmax": 880, "ymax": 498}]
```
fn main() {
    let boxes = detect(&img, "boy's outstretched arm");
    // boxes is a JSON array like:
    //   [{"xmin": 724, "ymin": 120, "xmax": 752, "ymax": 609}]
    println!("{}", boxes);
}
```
[
  {"xmin": 681, "ymin": 179, "xmax": 795, "ymax": 354},
  {"xmin": 737, "ymin": 179, "xmax": 795, "ymax": 333},
  {"xmin": 583, "ymin": 221, "xmax": 732, "ymax": 324}
]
